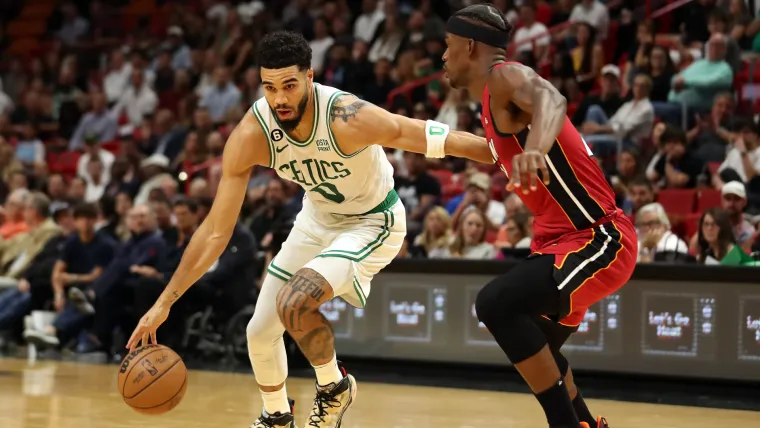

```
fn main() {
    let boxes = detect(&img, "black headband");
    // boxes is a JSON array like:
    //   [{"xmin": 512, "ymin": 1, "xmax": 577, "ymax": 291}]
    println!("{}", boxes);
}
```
[{"xmin": 446, "ymin": 16, "xmax": 509, "ymax": 48}]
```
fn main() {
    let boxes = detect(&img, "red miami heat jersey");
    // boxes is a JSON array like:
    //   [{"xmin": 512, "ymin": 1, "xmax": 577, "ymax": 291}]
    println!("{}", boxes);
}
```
[{"xmin": 481, "ymin": 65, "xmax": 620, "ymax": 252}]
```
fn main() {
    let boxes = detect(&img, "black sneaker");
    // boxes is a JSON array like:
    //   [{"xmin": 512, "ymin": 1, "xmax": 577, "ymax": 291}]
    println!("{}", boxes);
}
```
[
  {"xmin": 251, "ymin": 398, "xmax": 297, "ymax": 428},
  {"xmin": 304, "ymin": 363, "xmax": 357, "ymax": 427}
]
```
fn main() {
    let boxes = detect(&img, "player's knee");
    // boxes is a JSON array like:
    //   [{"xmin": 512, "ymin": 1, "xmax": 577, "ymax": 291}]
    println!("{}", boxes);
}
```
[
  {"xmin": 275, "ymin": 269, "xmax": 330, "ymax": 327},
  {"xmin": 246, "ymin": 314, "xmax": 273, "ymax": 347},
  {"xmin": 475, "ymin": 280, "xmax": 515, "ymax": 327}
]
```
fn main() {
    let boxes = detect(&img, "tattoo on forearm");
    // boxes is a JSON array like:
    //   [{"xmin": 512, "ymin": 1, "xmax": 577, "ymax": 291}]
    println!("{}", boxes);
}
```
[
  {"xmin": 330, "ymin": 95, "xmax": 368, "ymax": 123},
  {"xmin": 168, "ymin": 291, "xmax": 180, "ymax": 303}
]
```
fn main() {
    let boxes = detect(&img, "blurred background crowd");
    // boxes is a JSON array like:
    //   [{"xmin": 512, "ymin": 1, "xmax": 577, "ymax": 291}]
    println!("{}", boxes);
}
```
[{"xmin": 1, "ymin": 0, "xmax": 760, "ymax": 358}]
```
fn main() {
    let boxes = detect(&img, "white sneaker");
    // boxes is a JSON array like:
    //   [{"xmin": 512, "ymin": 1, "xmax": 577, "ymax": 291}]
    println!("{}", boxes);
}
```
[
  {"xmin": 304, "ymin": 372, "xmax": 357, "ymax": 428},
  {"xmin": 23, "ymin": 329, "xmax": 60, "ymax": 348}
]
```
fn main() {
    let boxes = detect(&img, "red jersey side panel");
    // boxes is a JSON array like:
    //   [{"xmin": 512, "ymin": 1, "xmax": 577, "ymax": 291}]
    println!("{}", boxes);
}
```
[{"xmin": 481, "ymin": 80, "xmax": 619, "ymax": 252}]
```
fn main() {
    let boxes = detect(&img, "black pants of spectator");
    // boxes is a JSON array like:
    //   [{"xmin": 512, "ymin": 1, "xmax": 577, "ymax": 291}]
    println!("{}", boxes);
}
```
[
  {"xmin": 130, "ymin": 276, "xmax": 217, "ymax": 350},
  {"xmin": 92, "ymin": 278, "xmax": 138, "ymax": 353}
]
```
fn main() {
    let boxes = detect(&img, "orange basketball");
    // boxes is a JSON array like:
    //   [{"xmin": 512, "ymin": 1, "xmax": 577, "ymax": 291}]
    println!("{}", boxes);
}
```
[{"xmin": 117, "ymin": 344, "xmax": 188, "ymax": 415}]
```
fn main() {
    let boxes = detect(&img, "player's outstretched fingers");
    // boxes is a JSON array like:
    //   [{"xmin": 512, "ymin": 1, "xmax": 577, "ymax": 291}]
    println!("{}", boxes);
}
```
[
  {"xmin": 510, "ymin": 156, "xmax": 522, "ymax": 190},
  {"xmin": 538, "ymin": 155, "xmax": 550, "ymax": 186}
]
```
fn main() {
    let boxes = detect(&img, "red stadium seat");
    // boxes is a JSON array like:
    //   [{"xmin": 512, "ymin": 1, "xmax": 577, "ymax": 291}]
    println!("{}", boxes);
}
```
[
  {"xmin": 706, "ymin": 162, "xmax": 721, "ymax": 178},
  {"xmin": 429, "ymin": 169, "xmax": 453, "ymax": 185},
  {"xmin": 49, "ymin": 151, "xmax": 81, "ymax": 179},
  {"xmin": 657, "ymin": 189, "xmax": 696, "ymax": 216},
  {"xmin": 697, "ymin": 189, "xmax": 722, "ymax": 212},
  {"xmin": 101, "ymin": 141, "xmax": 121, "ymax": 154}
]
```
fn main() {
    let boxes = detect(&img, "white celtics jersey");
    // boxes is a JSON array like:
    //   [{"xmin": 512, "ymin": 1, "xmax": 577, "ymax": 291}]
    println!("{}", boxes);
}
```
[{"xmin": 251, "ymin": 83, "xmax": 396, "ymax": 215}]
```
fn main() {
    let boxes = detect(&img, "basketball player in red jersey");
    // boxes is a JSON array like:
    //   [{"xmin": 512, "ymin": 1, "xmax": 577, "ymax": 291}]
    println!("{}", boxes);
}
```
[{"xmin": 442, "ymin": 4, "xmax": 637, "ymax": 428}]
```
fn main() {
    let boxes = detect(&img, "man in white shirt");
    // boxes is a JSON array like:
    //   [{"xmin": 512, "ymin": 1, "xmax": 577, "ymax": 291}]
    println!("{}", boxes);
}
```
[
  {"xmin": 103, "ymin": 49, "xmax": 131, "ymax": 104},
  {"xmin": 309, "ymin": 18, "xmax": 335, "ymax": 75},
  {"xmin": 569, "ymin": 0, "xmax": 609, "ymax": 40},
  {"xmin": 513, "ymin": 3, "xmax": 550, "ymax": 61},
  {"xmin": 110, "ymin": 69, "xmax": 158, "ymax": 127},
  {"xmin": 77, "ymin": 137, "xmax": 115, "ymax": 184},
  {"xmin": 582, "ymin": 70, "xmax": 654, "ymax": 153},
  {"xmin": 636, "ymin": 202, "xmax": 689, "ymax": 262},
  {"xmin": 353, "ymin": 0, "xmax": 385, "ymax": 43}
]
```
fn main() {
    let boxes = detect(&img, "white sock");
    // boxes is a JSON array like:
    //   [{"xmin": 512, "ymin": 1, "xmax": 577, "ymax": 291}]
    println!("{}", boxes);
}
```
[
  {"xmin": 261, "ymin": 387, "xmax": 291, "ymax": 415},
  {"xmin": 312, "ymin": 353, "xmax": 343, "ymax": 387}
]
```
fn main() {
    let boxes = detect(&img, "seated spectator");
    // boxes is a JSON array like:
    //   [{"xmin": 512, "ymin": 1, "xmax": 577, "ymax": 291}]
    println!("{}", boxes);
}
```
[
  {"xmin": 696, "ymin": 207, "xmax": 735, "ymax": 264},
  {"xmin": 103, "ymin": 156, "xmax": 141, "ymax": 200},
  {"xmin": 513, "ymin": 2, "xmax": 550, "ymax": 61},
  {"xmin": 648, "ymin": 125, "xmax": 705, "ymax": 189},
  {"xmin": 83, "ymin": 157, "xmax": 107, "ymax": 203},
  {"xmin": 68, "ymin": 91, "xmax": 118, "ymax": 151},
  {"xmin": 134, "ymin": 154, "xmax": 173, "ymax": 205},
  {"xmin": 249, "ymin": 178, "xmax": 295, "ymax": 250},
  {"xmin": 447, "ymin": 207, "xmax": 496, "ymax": 259},
  {"xmin": 570, "ymin": 22, "xmax": 604, "ymax": 93},
  {"xmin": 609, "ymin": 148, "xmax": 644, "ymax": 206},
  {"xmin": 636, "ymin": 202, "xmax": 689, "ymax": 263},
  {"xmin": 582, "ymin": 74, "xmax": 655, "ymax": 152},
  {"xmin": 103, "ymin": 49, "xmax": 131, "ymax": 105},
  {"xmin": 56, "ymin": 1, "xmax": 89, "ymax": 46},
  {"xmin": 705, "ymin": 8, "xmax": 742, "ymax": 72},
  {"xmin": 0, "ymin": 189, "xmax": 30, "ymax": 239},
  {"xmin": 687, "ymin": 93, "xmax": 736, "ymax": 163},
  {"xmin": 22, "ymin": 203, "xmax": 116, "ymax": 349},
  {"xmin": 199, "ymin": 67, "xmax": 242, "ymax": 124},
  {"xmin": 110, "ymin": 69, "xmax": 158, "ymax": 127},
  {"xmin": 449, "ymin": 173, "xmax": 506, "ymax": 231},
  {"xmin": 495, "ymin": 211, "xmax": 532, "ymax": 250},
  {"xmin": 409, "ymin": 206, "xmax": 452, "ymax": 258},
  {"xmin": 503, "ymin": 192, "xmax": 528, "ymax": 221},
  {"xmin": 151, "ymin": 197, "xmax": 176, "ymax": 242},
  {"xmin": 668, "ymin": 33, "xmax": 733, "ymax": 113},
  {"xmin": 569, "ymin": 0, "xmax": 609, "ymax": 40},
  {"xmin": 15, "ymin": 123, "xmax": 45, "ymax": 168},
  {"xmin": 97, "ymin": 192, "xmax": 133, "ymax": 243},
  {"xmin": 0, "ymin": 193, "xmax": 63, "ymax": 333},
  {"xmin": 395, "ymin": 152, "xmax": 441, "ymax": 236},
  {"xmin": 132, "ymin": 221, "xmax": 255, "ymax": 350},
  {"xmin": 719, "ymin": 181, "xmax": 755, "ymax": 250},
  {"xmin": 644, "ymin": 45, "xmax": 678, "ymax": 104},
  {"xmin": 571, "ymin": 64, "xmax": 624, "ymax": 127},
  {"xmin": 77, "ymin": 137, "xmax": 115, "ymax": 184},
  {"xmin": 716, "ymin": 118, "xmax": 760, "ymax": 190},
  {"xmin": 626, "ymin": 178, "xmax": 656, "ymax": 219},
  {"xmin": 622, "ymin": 19, "xmax": 656, "ymax": 94},
  {"xmin": 69, "ymin": 204, "xmax": 166, "ymax": 354}
]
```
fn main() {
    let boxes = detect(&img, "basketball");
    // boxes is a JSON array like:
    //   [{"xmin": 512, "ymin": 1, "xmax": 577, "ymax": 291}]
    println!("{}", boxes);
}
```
[{"xmin": 117, "ymin": 344, "xmax": 188, "ymax": 415}]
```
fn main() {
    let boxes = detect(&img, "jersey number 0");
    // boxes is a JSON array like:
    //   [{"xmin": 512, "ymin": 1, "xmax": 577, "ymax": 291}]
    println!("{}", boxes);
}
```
[{"xmin": 311, "ymin": 182, "xmax": 346, "ymax": 203}]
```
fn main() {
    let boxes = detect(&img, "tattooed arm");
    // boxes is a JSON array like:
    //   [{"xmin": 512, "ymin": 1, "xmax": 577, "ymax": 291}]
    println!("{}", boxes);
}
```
[
  {"xmin": 329, "ymin": 93, "xmax": 494, "ymax": 164},
  {"xmin": 488, "ymin": 63, "xmax": 567, "ymax": 155}
]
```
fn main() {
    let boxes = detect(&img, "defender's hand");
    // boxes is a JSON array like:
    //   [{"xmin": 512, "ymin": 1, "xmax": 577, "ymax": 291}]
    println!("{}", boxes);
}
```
[
  {"xmin": 126, "ymin": 304, "xmax": 170, "ymax": 352},
  {"xmin": 507, "ymin": 150, "xmax": 550, "ymax": 193}
]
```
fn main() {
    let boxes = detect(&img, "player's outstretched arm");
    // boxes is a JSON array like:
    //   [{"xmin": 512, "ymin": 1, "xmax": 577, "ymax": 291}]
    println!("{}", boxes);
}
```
[
  {"xmin": 489, "ymin": 63, "xmax": 567, "ymax": 155},
  {"xmin": 126, "ymin": 113, "xmax": 269, "ymax": 350},
  {"xmin": 329, "ymin": 93, "xmax": 494, "ymax": 164}
]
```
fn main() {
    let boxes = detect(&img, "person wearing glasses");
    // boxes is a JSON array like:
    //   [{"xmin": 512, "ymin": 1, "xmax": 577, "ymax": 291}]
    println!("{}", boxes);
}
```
[{"xmin": 636, "ymin": 202, "xmax": 689, "ymax": 263}]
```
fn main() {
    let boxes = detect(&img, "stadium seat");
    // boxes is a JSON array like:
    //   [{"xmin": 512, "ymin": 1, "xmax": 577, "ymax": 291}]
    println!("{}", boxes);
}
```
[
  {"xmin": 48, "ymin": 151, "xmax": 81, "ymax": 178},
  {"xmin": 101, "ymin": 141, "xmax": 121, "ymax": 154},
  {"xmin": 657, "ymin": 189, "xmax": 696, "ymax": 216},
  {"xmin": 7, "ymin": 20, "xmax": 46, "ymax": 38},
  {"xmin": 706, "ymin": 162, "xmax": 721, "ymax": 178},
  {"xmin": 429, "ymin": 169, "xmax": 453, "ymax": 185},
  {"xmin": 697, "ymin": 189, "xmax": 722, "ymax": 212}
]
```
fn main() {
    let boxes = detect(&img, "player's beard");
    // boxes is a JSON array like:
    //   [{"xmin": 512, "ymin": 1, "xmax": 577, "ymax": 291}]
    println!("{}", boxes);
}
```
[{"xmin": 272, "ymin": 90, "xmax": 310, "ymax": 132}]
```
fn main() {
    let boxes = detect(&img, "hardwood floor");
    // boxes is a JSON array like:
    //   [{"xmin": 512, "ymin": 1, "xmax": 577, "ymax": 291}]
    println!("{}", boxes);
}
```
[{"xmin": 1, "ymin": 358, "xmax": 757, "ymax": 427}]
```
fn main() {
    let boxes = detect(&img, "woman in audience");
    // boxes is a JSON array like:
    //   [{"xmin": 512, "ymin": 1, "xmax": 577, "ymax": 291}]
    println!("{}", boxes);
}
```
[
  {"xmin": 696, "ymin": 207, "xmax": 736, "ymax": 264},
  {"xmin": 622, "ymin": 19, "xmax": 656, "ymax": 94},
  {"xmin": 448, "ymin": 207, "xmax": 496, "ymax": 259},
  {"xmin": 571, "ymin": 22, "xmax": 604, "ymax": 93},
  {"xmin": 610, "ymin": 148, "xmax": 643, "ymax": 205},
  {"xmin": 410, "ymin": 206, "xmax": 453, "ymax": 258},
  {"xmin": 645, "ymin": 45, "xmax": 677, "ymax": 103},
  {"xmin": 494, "ymin": 211, "xmax": 532, "ymax": 250}
]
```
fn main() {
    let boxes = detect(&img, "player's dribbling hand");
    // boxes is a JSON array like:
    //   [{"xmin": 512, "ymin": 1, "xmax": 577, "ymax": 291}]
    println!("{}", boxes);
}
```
[
  {"xmin": 126, "ymin": 304, "xmax": 170, "ymax": 352},
  {"xmin": 507, "ymin": 150, "xmax": 550, "ymax": 193}
]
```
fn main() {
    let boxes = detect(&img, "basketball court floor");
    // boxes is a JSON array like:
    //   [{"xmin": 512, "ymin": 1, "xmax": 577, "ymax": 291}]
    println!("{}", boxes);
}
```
[{"xmin": 1, "ymin": 358, "xmax": 758, "ymax": 428}]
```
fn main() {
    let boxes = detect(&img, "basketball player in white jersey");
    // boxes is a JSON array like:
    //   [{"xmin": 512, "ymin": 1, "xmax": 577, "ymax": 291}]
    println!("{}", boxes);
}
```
[{"xmin": 126, "ymin": 31, "xmax": 493, "ymax": 428}]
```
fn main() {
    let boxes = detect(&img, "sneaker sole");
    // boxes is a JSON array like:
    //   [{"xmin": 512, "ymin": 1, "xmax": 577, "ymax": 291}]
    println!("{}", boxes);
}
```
[
  {"xmin": 334, "ymin": 374, "xmax": 357, "ymax": 428},
  {"xmin": 24, "ymin": 331, "xmax": 59, "ymax": 348}
]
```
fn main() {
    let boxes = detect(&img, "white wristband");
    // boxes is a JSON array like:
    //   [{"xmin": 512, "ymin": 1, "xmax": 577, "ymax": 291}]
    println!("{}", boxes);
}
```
[{"xmin": 424, "ymin": 120, "xmax": 449, "ymax": 159}]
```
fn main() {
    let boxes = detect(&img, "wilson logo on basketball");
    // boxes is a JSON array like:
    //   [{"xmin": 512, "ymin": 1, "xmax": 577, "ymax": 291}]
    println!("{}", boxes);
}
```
[{"xmin": 119, "ymin": 344, "xmax": 158, "ymax": 374}]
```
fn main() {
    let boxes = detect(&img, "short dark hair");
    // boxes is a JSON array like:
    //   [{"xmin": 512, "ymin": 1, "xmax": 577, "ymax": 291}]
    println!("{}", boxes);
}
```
[
  {"xmin": 453, "ymin": 4, "xmax": 513, "ymax": 36},
  {"xmin": 257, "ymin": 31, "xmax": 312, "ymax": 71},
  {"xmin": 733, "ymin": 117, "xmax": 758, "ymax": 134},
  {"xmin": 73, "ymin": 202, "xmax": 98, "ymax": 219},
  {"xmin": 629, "ymin": 178, "xmax": 653, "ymax": 190},
  {"xmin": 660, "ymin": 124, "xmax": 687, "ymax": 146},
  {"xmin": 173, "ymin": 197, "xmax": 198, "ymax": 214},
  {"xmin": 709, "ymin": 8, "xmax": 729, "ymax": 25}
]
